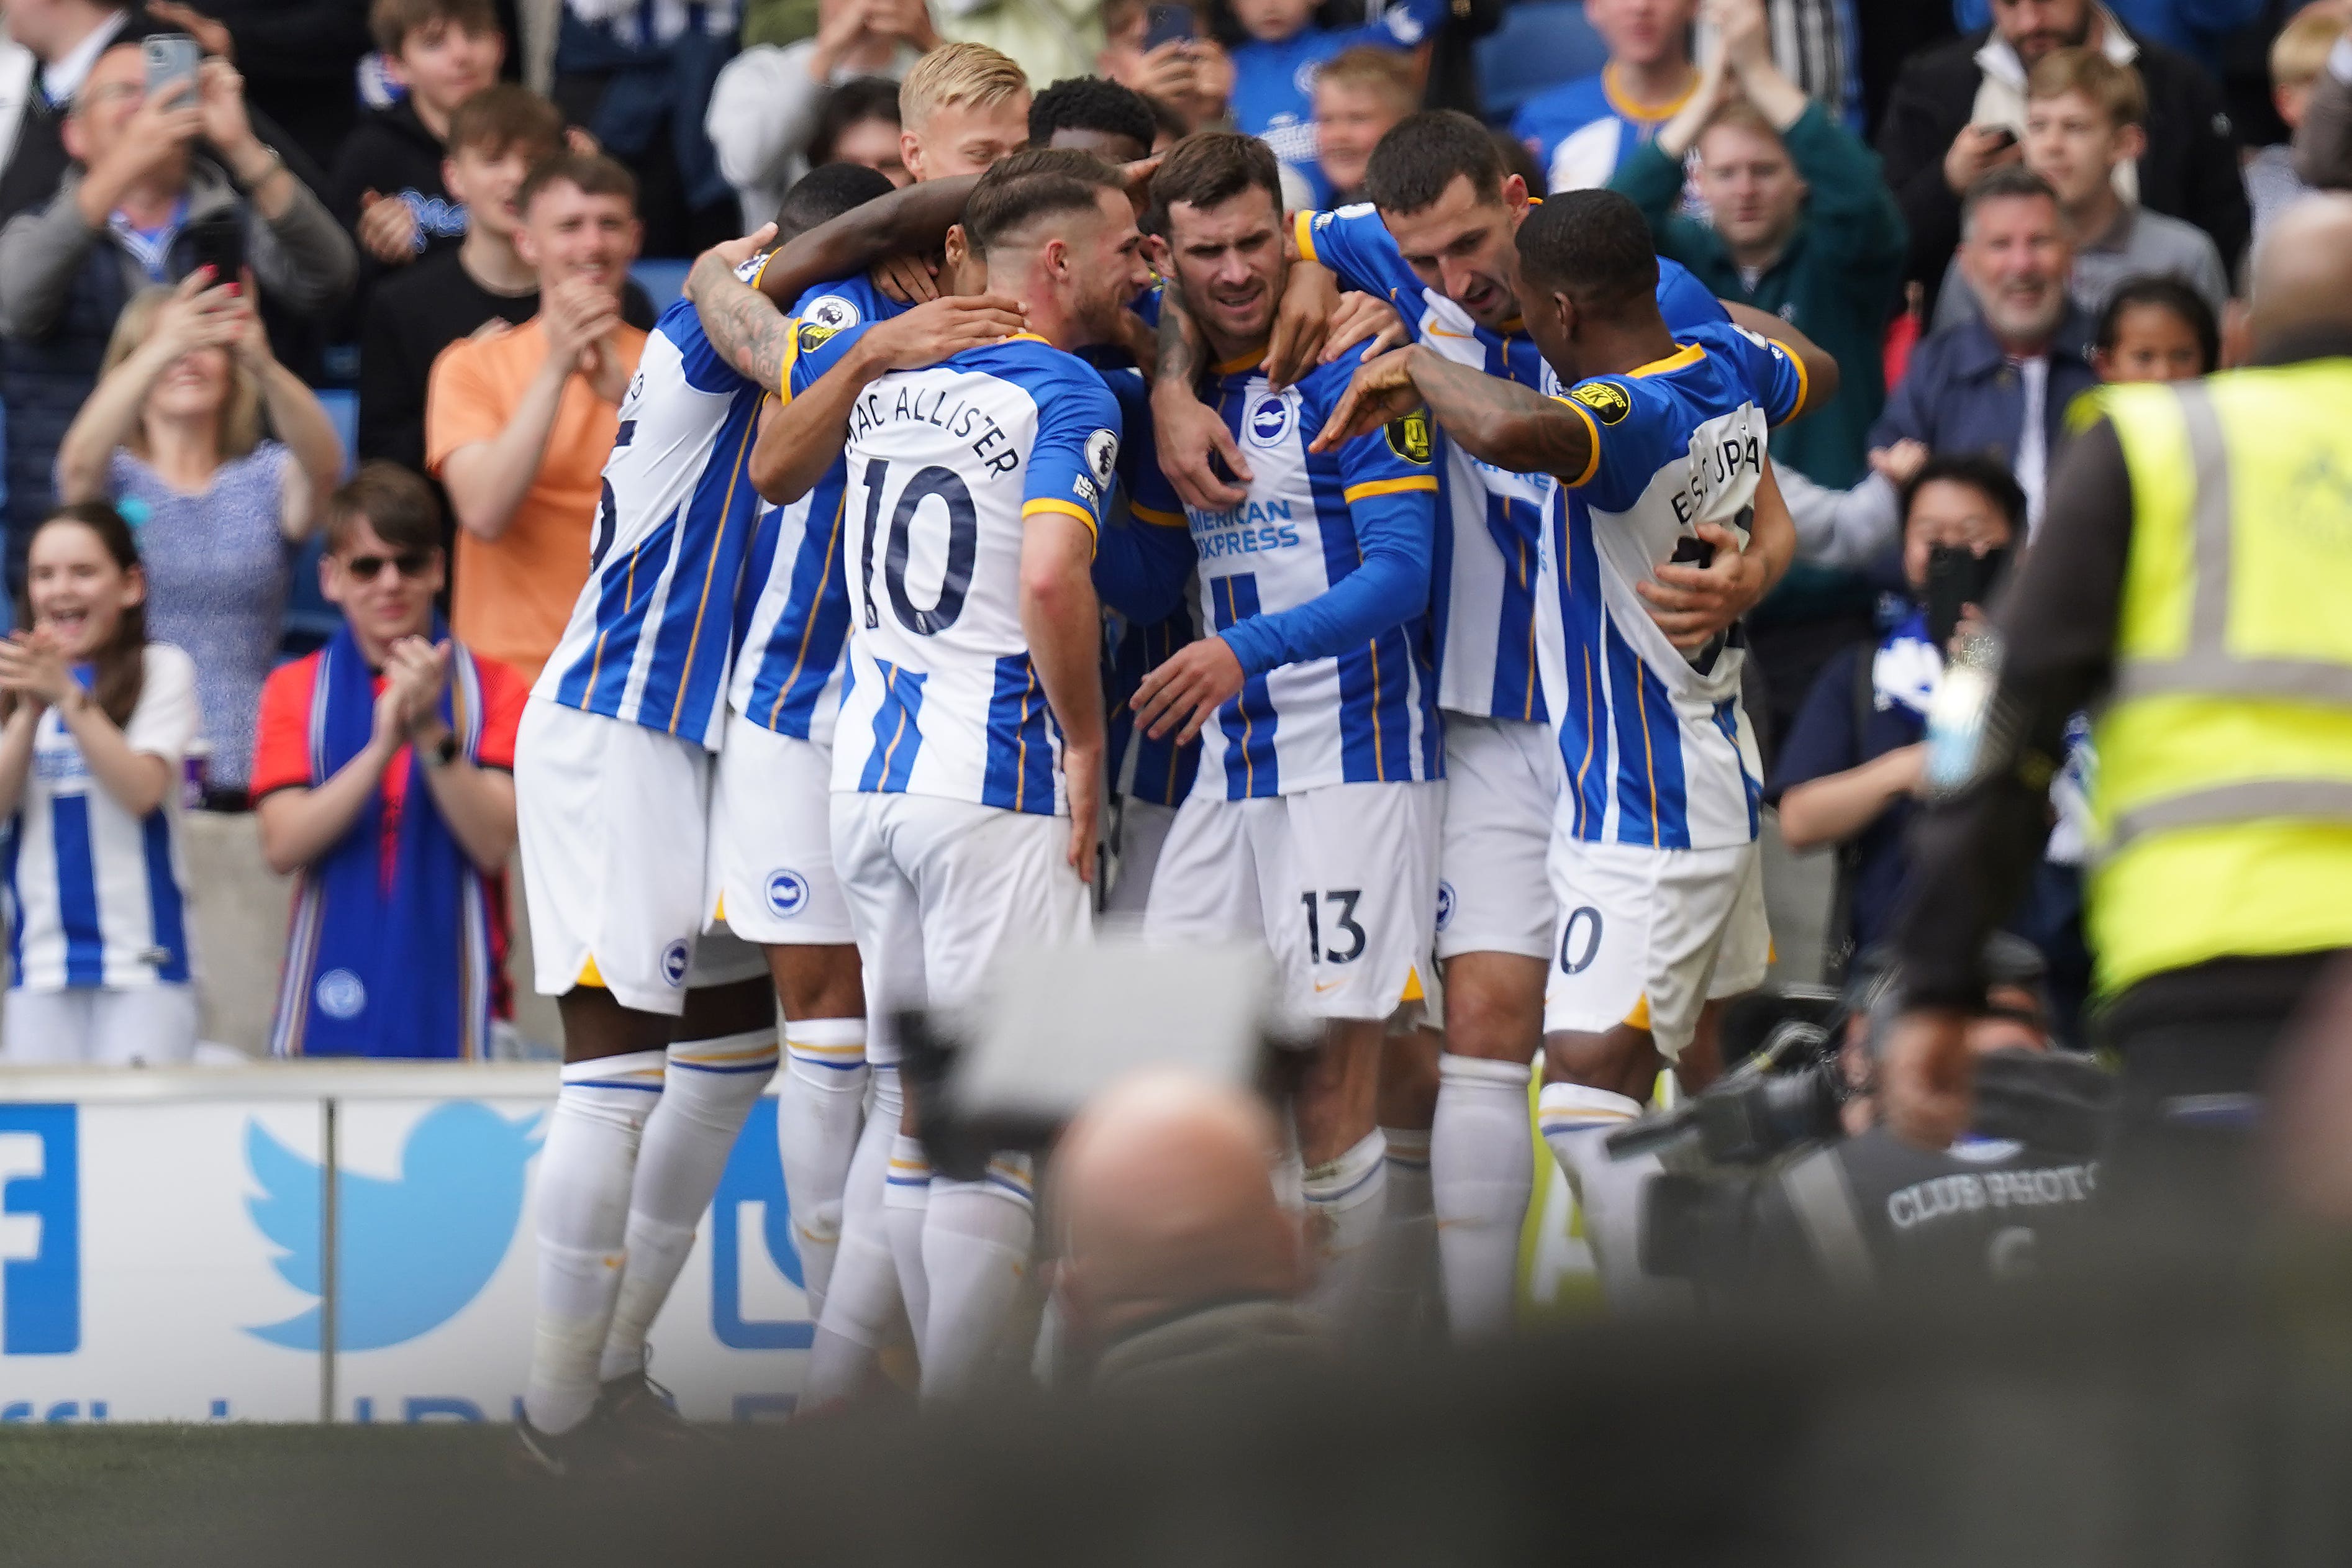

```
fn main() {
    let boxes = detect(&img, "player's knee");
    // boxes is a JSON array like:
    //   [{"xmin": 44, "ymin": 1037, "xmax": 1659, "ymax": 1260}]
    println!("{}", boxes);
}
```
[
  {"xmin": 769, "ymin": 943, "xmax": 865, "ymax": 1021},
  {"xmin": 1376, "ymin": 1028, "xmax": 1442, "ymax": 1126},
  {"xmin": 679, "ymin": 974, "xmax": 778, "ymax": 1039},
  {"xmin": 555, "ymin": 986, "xmax": 673, "ymax": 1063},
  {"xmin": 1543, "ymin": 1024, "xmax": 1654, "ymax": 1099},
  {"xmin": 1444, "ymin": 966, "xmax": 1543, "ymax": 1061}
]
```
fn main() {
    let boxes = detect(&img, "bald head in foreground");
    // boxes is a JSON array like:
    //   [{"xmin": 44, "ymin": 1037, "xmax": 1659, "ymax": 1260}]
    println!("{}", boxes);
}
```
[
  {"xmin": 1054, "ymin": 1071, "xmax": 1328, "ymax": 1391},
  {"xmin": 2248, "ymin": 194, "xmax": 2352, "ymax": 350}
]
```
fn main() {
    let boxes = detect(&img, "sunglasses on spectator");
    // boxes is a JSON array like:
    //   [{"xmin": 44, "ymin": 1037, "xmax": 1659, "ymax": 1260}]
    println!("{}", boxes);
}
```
[{"xmin": 342, "ymin": 551, "xmax": 434, "ymax": 582}]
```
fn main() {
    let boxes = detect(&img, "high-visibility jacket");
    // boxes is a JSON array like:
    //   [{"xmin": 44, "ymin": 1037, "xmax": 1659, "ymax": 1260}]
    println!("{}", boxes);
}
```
[{"xmin": 2090, "ymin": 363, "xmax": 2352, "ymax": 994}]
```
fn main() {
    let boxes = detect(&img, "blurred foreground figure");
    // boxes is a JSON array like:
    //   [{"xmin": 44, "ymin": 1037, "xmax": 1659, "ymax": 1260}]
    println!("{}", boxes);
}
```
[
  {"xmin": 1885, "ymin": 195, "xmax": 2352, "ymax": 1226},
  {"xmin": 1054, "ymin": 1071, "xmax": 1326, "ymax": 1392}
]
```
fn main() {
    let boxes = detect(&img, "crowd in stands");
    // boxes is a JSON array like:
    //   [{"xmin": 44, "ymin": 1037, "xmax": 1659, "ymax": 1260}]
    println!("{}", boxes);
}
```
[{"xmin": 0, "ymin": 0, "xmax": 2336, "ymax": 1063}]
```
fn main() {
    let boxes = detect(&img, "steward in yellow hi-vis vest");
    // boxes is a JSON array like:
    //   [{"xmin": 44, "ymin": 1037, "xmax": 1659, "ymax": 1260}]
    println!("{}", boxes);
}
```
[{"xmin": 1878, "ymin": 196, "xmax": 2352, "ymax": 1161}]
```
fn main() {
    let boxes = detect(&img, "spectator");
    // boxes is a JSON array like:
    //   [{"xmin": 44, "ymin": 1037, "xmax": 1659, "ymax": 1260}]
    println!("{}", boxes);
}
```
[
  {"xmin": 2248, "ymin": 3, "xmax": 2341, "ymax": 243},
  {"xmin": 0, "ymin": 502, "xmax": 201, "ymax": 1066},
  {"xmin": 1768, "ymin": 0, "xmax": 1864, "ymax": 130},
  {"xmin": 705, "ymin": 0, "xmax": 936, "ymax": 232},
  {"xmin": 0, "ymin": 46, "xmax": 354, "ymax": 594},
  {"xmin": 1145, "ymin": 89, "xmax": 1191, "ymax": 152},
  {"xmin": 1313, "ymin": 46, "xmax": 1416, "ymax": 206},
  {"xmin": 808, "ymin": 76, "xmax": 910, "ymax": 184},
  {"xmin": 1053, "ymin": 1069, "xmax": 1326, "ymax": 1390},
  {"xmin": 1513, "ymin": 0, "xmax": 1700, "ymax": 196},
  {"xmin": 1617, "ymin": 0, "xmax": 1905, "ymax": 488},
  {"xmin": 253, "ymin": 464, "xmax": 525, "ymax": 1059},
  {"xmin": 424, "ymin": 152, "xmax": 644, "ymax": 683},
  {"xmin": 1099, "ymin": 0, "xmax": 1232, "ymax": 136},
  {"xmin": 1876, "ymin": 0, "xmax": 2248, "ymax": 320},
  {"xmin": 2091, "ymin": 270, "xmax": 2217, "ymax": 379},
  {"xmin": 1771, "ymin": 455, "xmax": 2027, "ymax": 960},
  {"xmin": 144, "ymin": 1, "xmax": 378, "ymax": 179},
  {"xmin": 929, "ymin": 0, "xmax": 1102, "ymax": 96},
  {"xmin": 550, "ymin": 0, "xmax": 739, "ymax": 256},
  {"xmin": 358, "ymin": 86, "xmax": 646, "ymax": 481},
  {"xmin": 894, "ymin": 42, "xmax": 1030, "ymax": 182},
  {"xmin": 742, "ymin": 0, "xmax": 820, "ymax": 52},
  {"xmin": 1950, "ymin": 0, "xmax": 2266, "ymax": 61},
  {"xmin": 326, "ymin": 0, "xmax": 507, "ymax": 290},
  {"xmin": 53, "ymin": 276, "xmax": 345, "ymax": 809},
  {"xmin": 1868, "ymin": 166, "xmax": 2099, "ymax": 530},
  {"xmin": 1930, "ymin": 50, "xmax": 2228, "ymax": 332},
  {"xmin": 1223, "ymin": 0, "xmax": 1444, "ymax": 206},
  {"xmin": 2291, "ymin": 4, "xmax": 2352, "ymax": 190}
]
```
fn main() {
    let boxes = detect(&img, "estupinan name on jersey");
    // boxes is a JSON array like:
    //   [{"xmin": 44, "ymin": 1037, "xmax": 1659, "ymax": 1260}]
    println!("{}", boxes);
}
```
[{"xmin": 848, "ymin": 381, "xmax": 1023, "ymax": 477}]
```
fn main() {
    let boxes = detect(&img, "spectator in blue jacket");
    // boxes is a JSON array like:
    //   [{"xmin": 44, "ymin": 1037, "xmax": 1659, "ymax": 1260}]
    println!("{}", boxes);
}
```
[
  {"xmin": 1951, "ymin": 0, "xmax": 2266, "ymax": 63},
  {"xmin": 1867, "ymin": 164, "xmax": 2098, "ymax": 534}
]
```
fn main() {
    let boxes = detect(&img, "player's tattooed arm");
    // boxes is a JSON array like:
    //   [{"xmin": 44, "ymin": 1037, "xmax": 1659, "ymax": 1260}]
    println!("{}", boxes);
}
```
[
  {"xmin": 686, "ymin": 224, "xmax": 802, "ymax": 394},
  {"xmin": 1150, "ymin": 289, "xmax": 1253, "ymax": 511}
]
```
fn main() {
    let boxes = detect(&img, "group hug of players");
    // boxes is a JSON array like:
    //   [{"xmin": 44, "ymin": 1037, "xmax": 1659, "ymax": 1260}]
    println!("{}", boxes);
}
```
[{"xmin": 500, "ymin": 61, "xmax": 1838, "ymax": 1469}]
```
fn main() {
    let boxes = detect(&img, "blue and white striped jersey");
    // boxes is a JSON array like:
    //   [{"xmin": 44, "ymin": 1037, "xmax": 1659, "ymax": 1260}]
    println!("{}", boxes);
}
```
[
  {"xmin": 831, "ymin": 335, "xmax": 1123, "ymax": 816},
  {"xmin": 1539, "ymin": 322, "xmax": 1806, "ymax": 851},
  {"xmin": 5, "ymin": 646, "xmax": 197, "ymax": 990},
  {"xmin": 727, "ymin": 274, "xmax": 908, "ymax": 746},
  {"xmin": 540, "ymin": 279, "xmax": 769, "ymax": 750},
  {"xmin": 1129, "ymin": 348, "xmax": 1443, "ymax": 800},
  {"xmin": 1294, "ymin": 203, "xmax": 1727, "ymax": 725},
  {"xmin": 1090, "ymin": 360, "xmax": 1202, "ymax": 809}
]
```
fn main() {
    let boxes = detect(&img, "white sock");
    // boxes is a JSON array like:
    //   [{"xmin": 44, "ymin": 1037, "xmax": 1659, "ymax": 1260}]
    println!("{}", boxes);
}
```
[
  {"xmin": 525, "ymin": 1050, "xmax": 666, "ymax": 1434},
  {"xmin": 597, "ymin": 1028, "xmax": 779, "ymax": 1384},
  {"xmin": 778, "ymin": 1017, "xmax": 868, "ymax": 1320},
  {"xmin": 1433, "ymin": 1054, "xmax": 1534, "ymax": 1339},
  {"xmin": 1363, "ymin": 1126, "xmax": 1437, "ymax": 1344},
  {"xmin": 1537, "ymin": 1082, "xmax": 1679, "ymax": 1315},
  {"xmin": 1301, "ymin": 1130, "xmax": 1387, "ymax": 1328},
  {"xmin": 801, "ymin": 1065, "xmax": 902, "ymax": 1410},
  {"xmin": 919, "ymin": 1156, "xmax": 1035, "ymax": 1402},
  {"xmin": 883, "ymin": 1132, "xmax": 932, "ymax": 1349}
]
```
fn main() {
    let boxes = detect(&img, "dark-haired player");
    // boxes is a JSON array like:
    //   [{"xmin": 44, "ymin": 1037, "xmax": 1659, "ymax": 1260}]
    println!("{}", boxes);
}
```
[{"xmin": 1315, "ymin": 188, "xmax": 1835, "ymax": 1316}]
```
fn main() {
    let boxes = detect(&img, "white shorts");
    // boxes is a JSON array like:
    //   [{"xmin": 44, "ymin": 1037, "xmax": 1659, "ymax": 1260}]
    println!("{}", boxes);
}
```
[
  {"xmin": 707, "ymin": 712, "xmax": 856, "ymax": 946},
  {"xmin": 1145, "ymin": 779, "xmax": 1441, "ymax": 1023},
  {"xmin": 1, "ymin": 983, "xmax": 198, "ymax": 1066},
  {"xmin": 517, "ymin": 699, "xmax": 714, "ymax": 1016},
  {"xmin": 830, "ymin": 792, "xmax": 1093, "ymax": 1064},
  {"xmin": 1102, "ymin": 797, "xmax": 1178, "ymax": 920},
  {"xmin": 1437, "ymin": 714, "xmax": 1560, "ymax": 962},
  {"xmin": 1542, "ymin": 835, "xmax": 1769, "ymax": 1061}
]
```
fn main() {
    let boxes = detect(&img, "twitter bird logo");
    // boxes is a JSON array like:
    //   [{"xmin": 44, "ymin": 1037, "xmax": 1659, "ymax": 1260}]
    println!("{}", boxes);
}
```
[{"xmin": 245, "ymin": 1103, "xmax": 542, "ymax": 1351}]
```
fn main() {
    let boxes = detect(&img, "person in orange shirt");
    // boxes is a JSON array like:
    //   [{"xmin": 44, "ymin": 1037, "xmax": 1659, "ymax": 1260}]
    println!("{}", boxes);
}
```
[{"xmin": 425, "ymin": 152, "xmax": 645, "ymax": 683}]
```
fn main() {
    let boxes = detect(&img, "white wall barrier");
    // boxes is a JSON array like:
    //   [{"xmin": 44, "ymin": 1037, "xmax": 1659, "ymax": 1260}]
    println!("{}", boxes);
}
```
[{"xmin": 0, "ymin": 1064, "xmax": 810, "ymax": 1425}]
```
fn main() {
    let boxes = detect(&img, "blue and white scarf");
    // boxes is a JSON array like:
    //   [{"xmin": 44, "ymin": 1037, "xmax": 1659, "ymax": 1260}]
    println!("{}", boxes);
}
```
[{"xmin": 270, "ymin": 621, "xmax": 494, "ymax": 1059}]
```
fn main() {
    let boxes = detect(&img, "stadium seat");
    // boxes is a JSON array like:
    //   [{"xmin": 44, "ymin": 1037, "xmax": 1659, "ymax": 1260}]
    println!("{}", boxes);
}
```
[
  {"xmin": 281, "ymin": 389, "xmax": 362, "ymax": 655},
  {"xmin": 1474, "ymin": 1, "xmax": 1608, "ymax": 127},
  {"xmin": 632, "ymin": 259, "xmax": 692, "ymax": 307}
]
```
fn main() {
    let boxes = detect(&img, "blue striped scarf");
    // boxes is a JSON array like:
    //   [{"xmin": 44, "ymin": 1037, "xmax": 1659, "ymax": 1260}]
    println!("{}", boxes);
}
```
[{"xmin": 270, "ymin": 622, "xmax": 493, "ymax": 1059}]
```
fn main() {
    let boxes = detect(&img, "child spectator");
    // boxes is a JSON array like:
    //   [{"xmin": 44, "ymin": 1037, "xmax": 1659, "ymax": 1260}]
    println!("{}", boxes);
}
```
[
  {"xmin": 2246, "ymin": 5, "xmax": 2341, "ymax": 245},
  {"xmin": 55, "ymin": 276, "xmax": 345, "ymax": 809},
  {"xmin": 2091, "ymin": 272, "xmax": 2216, "ymax": 383},
  {"xmin": 1223, "ymin": 0, "xmax": 1443, "ymax": 206},
  {"xmin": 1931, "ymin": 49, "xmax": 2227, "ymax": 334},
  {"xmin": 704, "ymin": 0, "xmax": 938, "ymax": 232},
  {"xmin": 327, "ymin": 0, "xmax": 506, "ymax": 282},
  {"xmin": 357, "ymin": 86, "xmax": 658, "ymax": 481},
  {"xmin": 0, "ymin": 502, "xmax": 201, "ymax": 1066},
  {"xmin": 252, "ymin": 464, "xmax": 524, "ymax": 1059},
  {"xmin": 424, "ymin": 152, "xmax": 645, "ymax": 684},
  {"xmin": 549, "ymin": 0, "xmax": 738, "ymax": 256},
  {"xmin": 1514, "ymin": 0, "xmax": 1699, "ymax": 195},
  {"xmin": 1771, "ymin": 456, "xmax": 2025, "ymax": 963},
  {"xmin": 1100, "ymin": 0, "xmax": 1232, "ymax": 135},
  {"xmin": 809, "ymin": 77, "xmax": 912, "ymax": 184},
  {"xmin": 1314, "ymin": 46, "xmax": 1417, "ymax": 206}
]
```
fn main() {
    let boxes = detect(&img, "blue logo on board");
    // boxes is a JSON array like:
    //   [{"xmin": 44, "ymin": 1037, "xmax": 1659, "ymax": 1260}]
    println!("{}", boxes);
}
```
[
  {"xmin": 245, "ymin": 1103, "xmax": 540, "ymax": 1351},
  {"xmin": 0, "ymin": 1105, "xmax": 78, "ymax": 1356},
  {"xmin": 711, "ymin": 1098, "xmax": 810, "ymax": 1349}
]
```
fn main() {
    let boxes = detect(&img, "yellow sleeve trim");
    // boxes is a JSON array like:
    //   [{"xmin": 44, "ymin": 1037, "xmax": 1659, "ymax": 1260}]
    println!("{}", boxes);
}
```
[
  {"xmin": 1770, "ymin": 337, "xmax": 1807, "ymax": 424},
  {"xmin": 1343, "ymin": 476, "xmax": 1440, "ymax": 503},
  {"xmin": 1550, "ymin": 394, "xmax": 1602, "ymax": 488},
  {"xmin": 1293, "ymin": 209, "xmax": 1322, "ymax": 265},
  {"xmin": 1024, "ymin": 497, "xmax": 1101, "ymax": 535},
  {"xmin": 776, "ymin": 318, "xmax": 801, "ymax": 404},
  {"xmin": 1130, "ymin": 502, "xmax": 1187, "ymax": 528}
]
